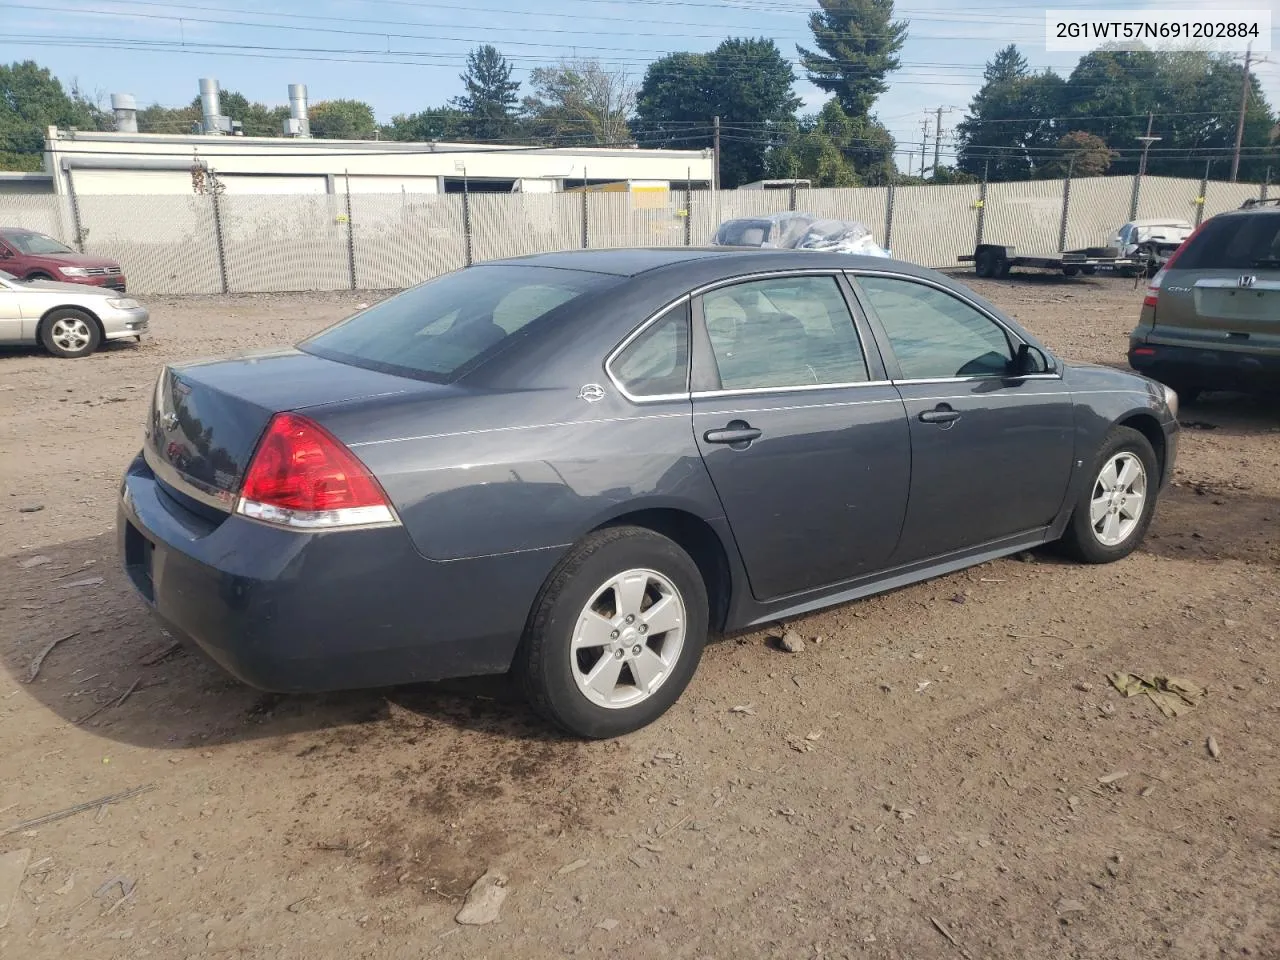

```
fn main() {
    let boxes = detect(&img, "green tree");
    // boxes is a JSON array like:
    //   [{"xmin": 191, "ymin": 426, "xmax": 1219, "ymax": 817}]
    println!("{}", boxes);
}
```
[
  {"xmin": 767, "ymin": 106, "xmax": 858, "ymax": 186},
  {"xmin": 451, "ymin": 44, "xmax": 521, "ymax": 141},
  {"xmin": 955, "ymin": 46, "xmax": 1066, "ymax": 180},
  {"xmin": 381, "ymin": 108, "xmax": 471, "ymax": 142},
  {"xmin": 930, "ymin": 165, "xmax": 979, "ymax": 184},
  {"xmin": 308, "ymin": 99, "xmax": 377, "ymax": 139},
  {"xmin": 0, "ymin": 61, "xmax": 108, "ymax": 170},
  {"xmin": 1040, "ymin": 130, "xmax": 1113, "ymax": 178},
  {"xmin": 636, "ymin": 38, "xmax": 801, "ymax": 187},
  {"xmin": 214, "ymin": 91, "xmax": 289, "ymax": 137},
  {"xmin": 798, "ymin": 0, "xmax": 907, "ymax": 117},
  {"xmin": 1062, "ymin": 49, "xmax": 1276, "ymax": 180},
  {"xmin": 523, "ymin": 59, "xmax": 635, "ymax": 146}
]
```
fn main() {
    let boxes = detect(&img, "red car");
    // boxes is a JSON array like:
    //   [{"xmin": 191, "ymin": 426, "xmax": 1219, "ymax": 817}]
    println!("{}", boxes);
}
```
[{"xmin": 0, "ymin": 228, "xmax": 126, "ymax": 292}]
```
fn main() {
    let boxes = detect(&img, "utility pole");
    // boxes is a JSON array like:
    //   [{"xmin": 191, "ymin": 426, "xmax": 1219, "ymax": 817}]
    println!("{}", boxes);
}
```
[
  {"xmin": 1231, "ymin": 43, "xmax": 1253, "ymax": 182},
  {"xmin": 919, "ymin": 117, "xmax": 931, "ymax": 179},
  {"xmin": 713, "ymin": 115, "xmax": 721, "ymax": 192},
  {"xmin": 1136, "ymin": 113, "xmax": 1160, "ymax": 177},
  {"xmin": 931, "ymin": 106, "xmax": 955, "ymax": 177},
  {"xmin": 1131, "ymin": 116, "xmax": 1160, "ymax": 221}
]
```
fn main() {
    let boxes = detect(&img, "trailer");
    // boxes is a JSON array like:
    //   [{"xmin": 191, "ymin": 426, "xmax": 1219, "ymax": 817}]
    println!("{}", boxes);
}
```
[{"xmin": 959, "ymin": 243, "xmax": 1144, "ymax": 279}]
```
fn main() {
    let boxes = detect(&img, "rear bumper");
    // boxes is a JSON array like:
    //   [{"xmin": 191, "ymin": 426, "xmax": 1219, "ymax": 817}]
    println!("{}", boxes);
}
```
[
  {"xmin": 117, "ymin": 453, "xmax": 554, "ymax": 692},
  {"xmin": 1128, "ymin": 340, "xmax": 1280, "ymax": 392}
]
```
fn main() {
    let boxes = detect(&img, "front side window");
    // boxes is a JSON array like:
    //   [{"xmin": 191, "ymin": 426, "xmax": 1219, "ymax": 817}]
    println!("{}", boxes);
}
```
[
  {"xmin": 303, "ymin": 264, "xmax": 616, "ymax": 382},
  {"xmin": 699, "ymin": 275, "xmax": 869, "ymax": 390},
  {"xmin": 855, "ymin": 275, "xmax": 1014, "ymax": 380},
  {"xmin": 612, "ymin": 302, "xmax": 690, "ymax": 398}
]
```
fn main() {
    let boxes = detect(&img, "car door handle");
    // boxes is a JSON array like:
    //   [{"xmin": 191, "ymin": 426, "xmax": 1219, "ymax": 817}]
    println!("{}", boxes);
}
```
[
  {"xmin": 704, "ymin": 422, "xmax": 762, "ymax": 445},
  {"xmin": 918, "ymin": 404, "xmax": 961, "ymax": 424}
]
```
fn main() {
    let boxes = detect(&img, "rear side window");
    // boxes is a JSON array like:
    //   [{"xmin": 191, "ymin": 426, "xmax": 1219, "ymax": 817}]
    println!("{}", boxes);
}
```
[
  {"xmin": 1174, "ymin": 214, "xmax": 1280, "ymax": 270},
  {"xmin": 612, "ymin": 302, "xmax": 690, "ymax": 398},
  {"xmin": 302, "ymin": 265, "xmax": 615, "ymax": 382},
  {"xmin": 700, "ymin": 275, "xmax": 869, "ymax": 390}
]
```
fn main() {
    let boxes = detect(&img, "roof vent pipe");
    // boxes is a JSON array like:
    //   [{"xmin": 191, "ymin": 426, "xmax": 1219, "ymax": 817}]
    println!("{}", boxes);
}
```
[
  {"xmin": 199, "ymin": 78, "xmax": 228, "ymax": 135},
  {"xmin": 284, "ymin": 83, "xmax": 311, "ymax": 137},
  {"xmin": 110, "ymin": 93, "xmax": 137, "ymax": 133}
]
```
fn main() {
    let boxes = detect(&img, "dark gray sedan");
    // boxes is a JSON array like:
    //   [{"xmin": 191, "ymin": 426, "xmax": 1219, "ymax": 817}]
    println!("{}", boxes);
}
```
[{"xmin": 119, "ymin": 249, "xmax": 1179, "ymax": 738}]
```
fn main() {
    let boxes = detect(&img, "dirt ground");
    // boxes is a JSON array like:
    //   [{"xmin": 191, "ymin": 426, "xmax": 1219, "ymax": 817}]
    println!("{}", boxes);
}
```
[{"xmin": 1, "ymin": 274, "xmax": 1278, "ymax": 960}]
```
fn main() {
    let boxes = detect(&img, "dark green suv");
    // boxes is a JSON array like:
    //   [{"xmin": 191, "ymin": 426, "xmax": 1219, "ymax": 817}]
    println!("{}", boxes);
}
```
[{"xmin": 1128, "ymin": 202, "xmax": 1280, "ymax": 402}]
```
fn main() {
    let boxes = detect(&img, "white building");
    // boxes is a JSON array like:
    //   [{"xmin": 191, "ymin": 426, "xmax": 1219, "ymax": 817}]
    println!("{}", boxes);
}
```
[
  {"xmin": 44, "ymin": 129, "xmax": 714, "ymax": 197},
  {"xmin": 37, "ymin": 79, "xmax": 712, "ymax": 197}
]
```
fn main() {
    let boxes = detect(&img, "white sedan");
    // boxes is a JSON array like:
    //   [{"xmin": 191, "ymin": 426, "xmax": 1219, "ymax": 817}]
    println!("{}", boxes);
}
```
[{"xmin": 0, "ymin": 270, "xmax": 149, "ymax": 358}]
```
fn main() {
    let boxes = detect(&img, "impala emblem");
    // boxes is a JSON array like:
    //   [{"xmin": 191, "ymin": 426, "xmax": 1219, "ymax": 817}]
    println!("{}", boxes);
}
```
[
  {"xmin": 1239, "ymin": 274, "xmax": 1257, "ymax": 288},
  {"xmin": 578, "ymin": 383, "xmax": 606, "ymax": 403}
]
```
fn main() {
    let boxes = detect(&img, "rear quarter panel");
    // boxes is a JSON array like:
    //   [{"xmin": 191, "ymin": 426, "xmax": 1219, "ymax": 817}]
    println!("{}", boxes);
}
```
[{"xmin": 313, "ymin": 386, "xmax": 721, "ymax": 563}]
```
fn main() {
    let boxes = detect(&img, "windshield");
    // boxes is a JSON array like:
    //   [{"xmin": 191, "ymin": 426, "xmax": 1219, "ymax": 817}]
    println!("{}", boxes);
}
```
[
  {"xmin": 301, "ymin": 264, "xmax": 617, "ymax": 382},
  {"xmin": 1174, "ymin": 214, "xmax": 1280, "ymax": 270},
  {"xmin": 5, "ymin": 231, "xmax": 75, "ymax": 255}
]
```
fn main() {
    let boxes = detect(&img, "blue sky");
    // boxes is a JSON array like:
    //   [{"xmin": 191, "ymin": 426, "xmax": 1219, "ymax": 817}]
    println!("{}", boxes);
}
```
[{"xmin": 3, "ymin": 0, "xmax": 1276, "ymax": 170}]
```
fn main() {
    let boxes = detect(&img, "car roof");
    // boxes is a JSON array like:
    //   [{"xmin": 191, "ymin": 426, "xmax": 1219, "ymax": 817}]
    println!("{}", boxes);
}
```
[{"xmin": 485, "ymin": 247, "xmax": 933, "ymax": 280}]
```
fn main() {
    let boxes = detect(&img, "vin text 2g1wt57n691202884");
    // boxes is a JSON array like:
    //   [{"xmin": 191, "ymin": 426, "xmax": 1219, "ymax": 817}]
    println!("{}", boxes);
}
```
[{"xmin": 119, "ymin": 248, "xmax": 1178, "ymax": 738}]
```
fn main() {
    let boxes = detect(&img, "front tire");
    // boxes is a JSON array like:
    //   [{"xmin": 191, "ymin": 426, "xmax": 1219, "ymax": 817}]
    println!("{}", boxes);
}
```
[
  {"xmin": 1060, "ymin": 426, "xmax": 1159, "ymax": 563},
  {"xmin": 518, "ymin": 526, "xmax": 708, "ymax": 739},
  {"xmin": 40, "ymin": 308, "xmax": 101, "ymax": 358}
]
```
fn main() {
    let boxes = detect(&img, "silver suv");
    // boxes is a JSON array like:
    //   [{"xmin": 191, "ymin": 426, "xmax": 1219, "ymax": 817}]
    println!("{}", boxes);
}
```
[{"xmin": 1128, "ymin": 202, "xmax": 1280, "ymax": 402}]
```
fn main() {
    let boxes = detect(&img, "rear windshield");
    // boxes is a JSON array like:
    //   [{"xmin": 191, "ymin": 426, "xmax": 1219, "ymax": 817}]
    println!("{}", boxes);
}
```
[
  {"xmin": 301, "ymin": 264, "xmax": 616, "ymax": 382},
  {"xmin": 1175, "ymin": 214, "xmax": 1280, "ymax": 270}
]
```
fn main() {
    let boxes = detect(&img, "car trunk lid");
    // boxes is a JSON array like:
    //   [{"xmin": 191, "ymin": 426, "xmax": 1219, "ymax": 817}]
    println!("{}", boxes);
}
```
[{"xmin": 144, "ymin": 349, "xmax": 446, "ymax": 515}]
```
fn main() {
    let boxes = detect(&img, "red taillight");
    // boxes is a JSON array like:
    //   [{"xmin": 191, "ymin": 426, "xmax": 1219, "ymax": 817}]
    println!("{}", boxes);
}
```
[
  {"xmin": 237, "ymin": 412, "xmax": 396, "ymax": 528},
  {"xmin": 1132, "ymin": 346, "xmax": 1156, "ymax": 357}
]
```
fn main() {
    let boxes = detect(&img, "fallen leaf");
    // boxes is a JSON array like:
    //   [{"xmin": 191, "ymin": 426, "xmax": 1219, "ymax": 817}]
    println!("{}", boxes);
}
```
[{"xmin": 1207, "ymin": 736, "xmax": 1221, "ymax": 759}]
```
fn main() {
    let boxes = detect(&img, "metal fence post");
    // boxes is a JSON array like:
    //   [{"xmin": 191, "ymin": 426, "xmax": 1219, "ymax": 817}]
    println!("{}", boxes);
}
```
[
  {"xmin": 66, "ymin": 175, "xmax": 85, "ymax": 253},
  {"xmin": 788, "ymin": 181, "xmax": 798, "ymax": 212},
  {"xmin": 1194, "ymin": 161, "xmax": 1210, "ymax": 228},
  {"xmin": 684, "ymin": 169, "xmax": 692, "ymax": 246},
  {"xmin": 1262, "ymin": 166, "xmax": 1270, "ymax": 203},
  {"xmin": 344, "ymin": 171, "xmax": 357, "ymax": 291},
  {"xmin": 461, "ymin": 170, "xmax": 473, "ymax": 266},
  {"xmin": 975, "ymin": 178, "xmax": 988, "ymax": 249},
  {"xmin": 581, "ymin": 168, "xmax": 589, "ymax": 249},
  {"xmin": 1128, "ymin": 172, "xmax": 1141, "ymax": 222},
  {"xmin": 883, "ymin": 183, "xmax": 895, "ymax": 253},
  {"xmin": 210, "ymin": 182, "xmax": 229, "ymax": 295},
  {"xmin": 1058, "ymin": 163, "xmax": 1073, "ymax": 253}
]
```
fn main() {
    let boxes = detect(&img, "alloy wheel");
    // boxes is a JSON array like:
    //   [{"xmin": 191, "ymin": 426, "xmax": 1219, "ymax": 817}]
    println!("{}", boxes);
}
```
[
  {"xmin": 570, "ymin": 568, "xmax": 686, "ymax": 710},
  {"xmin": 1089, "ymin": 451, "xmax": 1148, "ymax": 547}
]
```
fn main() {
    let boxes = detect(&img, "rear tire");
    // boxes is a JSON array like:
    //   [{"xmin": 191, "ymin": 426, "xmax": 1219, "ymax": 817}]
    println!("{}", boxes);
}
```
[
  {"xmin": 40, "ymin": 308, "xmax": 101, "ymax": 358},
  {"xmin": 517, "ymin": 526, "xmax": 709, "ymax": 739},
  {"xmin": 1060, "ymin": 426, "xmax": 1159, "ymax": 564},
  {"xmin": 1062, "ymin": 265, "xmax": 1081, "ymax": 277}
]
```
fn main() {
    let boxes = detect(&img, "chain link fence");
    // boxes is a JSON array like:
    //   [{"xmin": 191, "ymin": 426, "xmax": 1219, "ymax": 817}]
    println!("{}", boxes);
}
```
[{"xmin": 0, "ymin": 173, "xmax": 1267, "ymax": 295}]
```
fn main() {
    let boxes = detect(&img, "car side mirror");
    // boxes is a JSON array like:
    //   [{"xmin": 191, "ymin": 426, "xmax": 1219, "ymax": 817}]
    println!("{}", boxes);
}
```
[{"xmin": 1013, "ymin": 343, "xmax": 1052, "ymax": 377}]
